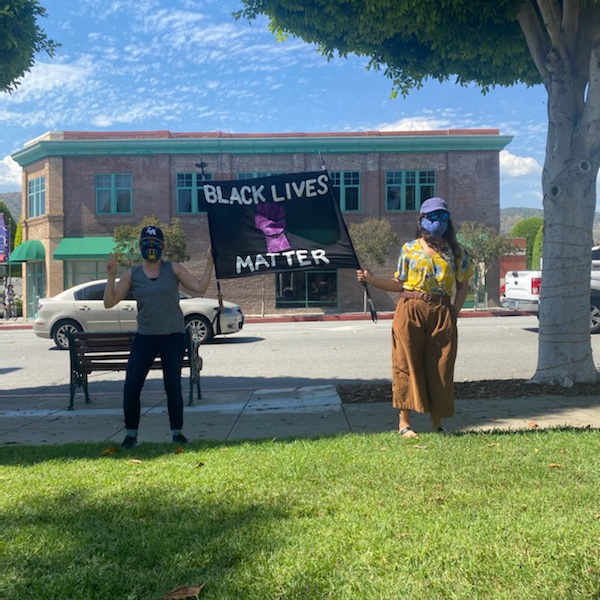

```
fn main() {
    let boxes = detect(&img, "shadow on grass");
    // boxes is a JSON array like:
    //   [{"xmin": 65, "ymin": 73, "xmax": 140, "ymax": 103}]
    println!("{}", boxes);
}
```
[
  {"xmin": 1, "ymin": 426, "xmax": 599, "ymax": 467},
  {"xmin": 4, "ymin": 482, "xmax": 295, "ymax": 599}
]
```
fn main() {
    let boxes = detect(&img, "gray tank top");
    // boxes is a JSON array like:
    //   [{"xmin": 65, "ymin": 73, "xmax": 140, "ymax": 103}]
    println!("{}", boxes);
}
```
[{"xmin": 131, "ymin": 261, "xmax": 185, "ymax": 335}]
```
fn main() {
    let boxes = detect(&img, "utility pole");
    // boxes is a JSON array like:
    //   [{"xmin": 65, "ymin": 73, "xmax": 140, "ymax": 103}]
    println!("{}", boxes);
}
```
[{"xmin": 7, "ymin": 214, "xmax": 11, "ymax": 285}]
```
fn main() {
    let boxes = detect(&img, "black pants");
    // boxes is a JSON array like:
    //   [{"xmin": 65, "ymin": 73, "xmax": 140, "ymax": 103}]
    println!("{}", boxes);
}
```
[{"xmin": 123, "ymin": 332, "xmax": 186, "ymax": 430}]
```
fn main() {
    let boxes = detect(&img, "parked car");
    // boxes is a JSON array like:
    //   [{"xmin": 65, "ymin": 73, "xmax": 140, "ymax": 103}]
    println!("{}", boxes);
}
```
[
  {"xmin": 501, "ymin": 246, "xmax": 600, "ymax": 333},
  {"xmin": 33, "ymin": 279, "xmax": 244, "ymax": 349}
]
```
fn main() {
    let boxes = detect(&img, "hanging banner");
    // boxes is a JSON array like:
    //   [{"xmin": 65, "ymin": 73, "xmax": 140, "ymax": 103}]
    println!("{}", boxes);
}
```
[
  {"xmin": 0, "ymin": 214, "xmax": 7, "ymax": 263},
  {"xmin": 204, "ymin": 171, "xmax": 360, "ymax": 280}
]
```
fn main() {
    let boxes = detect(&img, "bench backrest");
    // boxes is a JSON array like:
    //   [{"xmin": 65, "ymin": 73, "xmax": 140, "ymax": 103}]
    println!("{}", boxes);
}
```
[{"xmin": 68, "ymin": 330, "xmax": 198, "ymax": 372}]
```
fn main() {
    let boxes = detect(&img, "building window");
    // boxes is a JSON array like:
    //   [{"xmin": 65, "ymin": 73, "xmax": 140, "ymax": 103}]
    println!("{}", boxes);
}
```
[
  {"xmin": 276, "ymin": 271, "xmax": 337, "ymax": 308},
  {"xmin": 386, "ymin": 170, "xmax": 436, "ymax": 211},
  {"xmin": 176, "ymin": 173, "xmax": 213, "ymax": 213},
  {"xmin": 28, "ymin": 176, "xmax": 46, "ymax": 217},
  {"xmin": 330, "ymin": 171, "xmax": 360, "ymax": 212},
  {"xmin": 95, "ymin": 173, "xmax": 132, "ymax": 215},
  {"xmin": 238, "ymin": 172, "xmax": 279, "ymax": 179}
]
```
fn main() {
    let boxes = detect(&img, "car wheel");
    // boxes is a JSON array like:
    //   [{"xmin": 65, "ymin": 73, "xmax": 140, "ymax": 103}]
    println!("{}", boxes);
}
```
[
  {"xmin": 185, "ymin": 314, "xmax": 213, "ymax": 344},
  {"xmin": 590, "ymin": 300, "xmax": 600, "ymax": 334},
  {"xmin": 52, "ymin": 319, "xmax": 83, "ymax": 350}
]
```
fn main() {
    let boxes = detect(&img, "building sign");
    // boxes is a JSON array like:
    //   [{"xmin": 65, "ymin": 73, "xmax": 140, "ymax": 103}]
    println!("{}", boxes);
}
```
[
  {"xmin": 0, "ymin": 214, "xmax": 8, "ymax": 263},
  {"xmin": 205, "ymin": 171, "xmax": 360, "ymax": 279}
]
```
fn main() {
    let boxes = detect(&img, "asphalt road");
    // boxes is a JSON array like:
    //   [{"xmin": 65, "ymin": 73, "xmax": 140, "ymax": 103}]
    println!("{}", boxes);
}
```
[{"xmin": 2, "ymin": 316, "xmax": 599, "ymax": 395}]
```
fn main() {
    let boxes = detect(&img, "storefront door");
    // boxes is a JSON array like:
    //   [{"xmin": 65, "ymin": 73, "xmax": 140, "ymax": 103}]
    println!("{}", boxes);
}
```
[{"xmin": 26, "ymin": 262, "xmax": 46, "ymax": 319}]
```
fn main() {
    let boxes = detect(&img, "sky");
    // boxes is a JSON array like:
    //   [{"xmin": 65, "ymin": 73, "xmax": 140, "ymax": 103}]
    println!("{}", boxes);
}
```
[{"xmin": 0, "ymin": 0, "xmax": 597, "ymax": 209}]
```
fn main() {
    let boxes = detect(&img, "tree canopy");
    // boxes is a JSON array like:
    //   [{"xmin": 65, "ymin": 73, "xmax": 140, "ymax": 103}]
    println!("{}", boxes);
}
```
[
  {"xmin": 237, "ymin": 0, "xmax": 547, "ymax": 95},
  {"xmin": 237, "ymin": 0, "xmax": 600, "ymax": 385},
  {"xmin": 0, "ymin": 0, "xmax": 59, "ymax": 93},
  {"xmin": 510, "ymin": 216, "xmax": 544, "ymax": 269},
  {"xmin": 459, "ymin": 221, "xmax": 520, "ymax": 307},
  {"xmin": 349, "ymin": 218, "xmax": 400, "ymax": 267}
]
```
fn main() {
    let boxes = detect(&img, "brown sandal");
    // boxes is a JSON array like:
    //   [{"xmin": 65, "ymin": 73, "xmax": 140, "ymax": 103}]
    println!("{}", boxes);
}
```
[{"xmin": 399, "ymin": 427, "xmax": 419, "ymax": 439}]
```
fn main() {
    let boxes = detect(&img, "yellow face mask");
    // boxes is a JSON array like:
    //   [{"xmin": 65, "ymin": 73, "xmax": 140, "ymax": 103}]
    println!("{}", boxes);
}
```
[{"xmin": 140, "ymin": 239, "xmax": 164, "ymax": 263}]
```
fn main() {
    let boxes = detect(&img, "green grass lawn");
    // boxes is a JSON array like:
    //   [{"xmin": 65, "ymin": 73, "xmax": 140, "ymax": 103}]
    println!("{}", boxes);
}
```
[{"xmin": 2, "ymin": 430, "xmax": 599, "ymax": 600}]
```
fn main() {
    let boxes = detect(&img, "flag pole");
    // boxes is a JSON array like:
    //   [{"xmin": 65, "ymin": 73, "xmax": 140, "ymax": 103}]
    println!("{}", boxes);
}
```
[{"xmin": 196, "ymin": 160, "xmax": 223, "ymax": 335}]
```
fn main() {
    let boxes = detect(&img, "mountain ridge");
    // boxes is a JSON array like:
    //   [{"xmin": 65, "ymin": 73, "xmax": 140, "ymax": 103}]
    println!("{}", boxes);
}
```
[{"xmin": 499, "ymin": 207, "xmax": 600, "ymax": 242}]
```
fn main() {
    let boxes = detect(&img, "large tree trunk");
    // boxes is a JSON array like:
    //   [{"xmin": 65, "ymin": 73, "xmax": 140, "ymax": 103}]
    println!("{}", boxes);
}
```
[{"xmin": 533, "ymin": 41, "xmax": 600, "ymax": 385}]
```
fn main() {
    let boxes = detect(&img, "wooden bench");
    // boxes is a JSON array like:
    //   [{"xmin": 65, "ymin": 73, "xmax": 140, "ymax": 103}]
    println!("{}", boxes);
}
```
[{"xmin": 67, "ymin": 330, "xmax": 202, "ymax": 410}]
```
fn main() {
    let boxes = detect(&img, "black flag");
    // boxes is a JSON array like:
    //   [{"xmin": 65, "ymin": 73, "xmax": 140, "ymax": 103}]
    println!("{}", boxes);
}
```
[{"xmin": 205, "ymin": 171, "xmax": 360, "ymax": 280}]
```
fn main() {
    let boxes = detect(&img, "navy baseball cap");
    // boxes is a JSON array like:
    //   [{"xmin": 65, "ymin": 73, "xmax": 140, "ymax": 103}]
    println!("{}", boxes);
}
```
[
  {"xmin": 140, "ymin": 226, "xmax": 164, "ymax": 244},
  {"xmin": 420, "ymin": 197, "xmax": 449, "ymax": 215}
]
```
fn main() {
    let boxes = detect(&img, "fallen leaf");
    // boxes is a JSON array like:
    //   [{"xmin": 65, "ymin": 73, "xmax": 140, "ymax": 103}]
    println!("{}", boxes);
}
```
[
  {"xmin": 130, "ymin": 459, "xmax": 143, "ymax": 464},
  {"xmin": 528, "ymin": 421, "xmax": 538, "ymax": 428},
  {"xmin": 101, "ymin": 446, "xmax": 119, "ymax": 455},
  {"xmin": 414, "ymin": 445, "xmax": 428, "ymax": 450},
  {"xmin": 174, "ymin": 446, "xmax": 185, "ymax": 454},
  {"xmin": 163, "ymin": 583, "xmax": 205, "ymax": 599},
  {"xmin": 548, "ymin": 463, "xmax": 562, "ymax": 468},
  {"xmin": 487, "ymin": 443, "xmax": 500, "ymax": 447}
]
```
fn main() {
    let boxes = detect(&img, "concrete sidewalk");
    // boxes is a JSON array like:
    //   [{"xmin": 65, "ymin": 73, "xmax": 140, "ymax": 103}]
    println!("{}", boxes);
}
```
[
  {"xmin": 1, "ymin": 312, "xmax": 597, "ymax": 446},
  {"xmin": 1, "ymin": 382, "xmax": 598, "ymax": 446}
]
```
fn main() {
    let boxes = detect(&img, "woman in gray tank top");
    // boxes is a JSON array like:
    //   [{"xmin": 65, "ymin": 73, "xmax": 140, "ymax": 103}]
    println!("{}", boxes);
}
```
[{"xmin": 104, "ymin": 225, "xmax": 214, "ymax": 449}]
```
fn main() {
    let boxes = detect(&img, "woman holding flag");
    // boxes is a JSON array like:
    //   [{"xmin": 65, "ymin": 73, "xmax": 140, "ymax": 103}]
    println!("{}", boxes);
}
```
[
  {"xmin": 357, "ymin": 197, "xmax": 473, "ymax": 438},
  {"xmin": 104, "ymin": 225, "xmax": 214, "ymax": 449}
]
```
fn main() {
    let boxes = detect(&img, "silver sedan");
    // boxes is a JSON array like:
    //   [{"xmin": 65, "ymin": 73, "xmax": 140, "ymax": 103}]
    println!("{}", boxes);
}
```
[{"xmin": 33, "ymin": 279, "xmax": 244, "ymax": 349}]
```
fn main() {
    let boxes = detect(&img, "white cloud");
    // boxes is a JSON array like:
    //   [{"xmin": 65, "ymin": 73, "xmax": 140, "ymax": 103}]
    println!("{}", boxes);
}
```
[
  {"xmin": 0, "ymin": 156, "xmax": 22, "ymax": 190},
  {"xmin": 142, "ymin": 8, "xmax": 207, "ymax": 37},
  {"xmin": 90, "ymin": 99, "xmax": 182, "ymax": 127},
  {"xmin": 378, "ymin": 116, "xmax": 451, "ymax": 131},
  {"xmin": 500, "ymin": 150, "xmax": 542, "ymax": 178},
  {"xmin": 3, "ymin": 59, "xmax": 95, "ymax": 102}
]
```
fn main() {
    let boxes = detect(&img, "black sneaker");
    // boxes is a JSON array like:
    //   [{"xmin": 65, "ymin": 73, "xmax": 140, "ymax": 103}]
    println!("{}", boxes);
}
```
[
  {"xmin": 172, "ymin": 433, "xmax": 188, "ymax": 444},
  {"xmin": 121, "ymin": 435, "xmax": 137, "ymax": 450}
]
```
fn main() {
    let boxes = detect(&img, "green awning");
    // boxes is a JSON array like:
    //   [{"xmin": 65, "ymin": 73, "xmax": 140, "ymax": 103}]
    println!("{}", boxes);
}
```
[
  {"xmin": 53, "ymin": 237, "xmax": 115, "ymax": 260},
  {"xmin": 8, "ymin": 240, "xmax": 45, "ymax": 263}
]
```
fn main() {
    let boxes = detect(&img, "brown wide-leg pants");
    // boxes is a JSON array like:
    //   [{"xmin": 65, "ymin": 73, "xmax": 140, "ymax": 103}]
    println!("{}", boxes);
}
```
[{"xmin": 391, "ymin": 297, "xmax": 458, "ymax": 419}]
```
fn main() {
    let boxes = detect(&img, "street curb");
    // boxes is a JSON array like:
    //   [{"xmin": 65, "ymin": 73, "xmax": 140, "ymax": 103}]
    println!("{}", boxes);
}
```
[
  {"xmin": 244, "ymin": 309, "xmax": 531, "ymax": 323},
  {"xmin": 0, "ymin": 322, "xmax": 32, "ymax": 330},
  {"xmin": 0, "ymin": 309, "xmax": 534, "ymax": 331}
]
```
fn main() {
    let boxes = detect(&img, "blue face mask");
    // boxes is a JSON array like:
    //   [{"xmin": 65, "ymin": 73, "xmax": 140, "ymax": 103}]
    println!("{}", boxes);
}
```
[
  {"xmin": 140, "ymin": 240, "xmax": 163, "ymax": 263},
  {"xmin": 421, "ymin": 217, "xmax": 448, "ymax": 237}
]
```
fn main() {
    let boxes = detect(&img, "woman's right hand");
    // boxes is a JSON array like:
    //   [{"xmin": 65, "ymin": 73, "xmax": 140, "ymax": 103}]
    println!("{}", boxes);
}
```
[
  {"xmin": 106, "ymin": 253, "xmax": 119, "ymax": 278},
  {"xmin": 356, "ymin": 269, "xmax": 371, "ymax": 284}
]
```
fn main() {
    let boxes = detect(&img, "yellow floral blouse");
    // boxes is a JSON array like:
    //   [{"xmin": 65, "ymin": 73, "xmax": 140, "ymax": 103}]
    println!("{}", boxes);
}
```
[{"xmin": 394, "ymin": 239, "xmax": 474, "ymax": 296}]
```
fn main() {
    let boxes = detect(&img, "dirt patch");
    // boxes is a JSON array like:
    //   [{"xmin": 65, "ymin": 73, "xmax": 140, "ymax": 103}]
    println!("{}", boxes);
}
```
[{"xmin": 337, "ymin": 379, "xmax": 600, "ymax": 404}]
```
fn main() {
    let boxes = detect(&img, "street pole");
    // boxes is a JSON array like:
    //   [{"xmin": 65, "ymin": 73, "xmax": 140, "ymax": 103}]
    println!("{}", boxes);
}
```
[{"xmin": 7, "ymin": 215, "xmax": 11, "ymax": 285}]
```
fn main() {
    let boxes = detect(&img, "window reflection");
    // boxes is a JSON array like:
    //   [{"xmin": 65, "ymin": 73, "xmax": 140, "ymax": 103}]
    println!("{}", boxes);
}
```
[{"xmin": 276, "ymin": 271, "xmax": 337, "ymax": 308}]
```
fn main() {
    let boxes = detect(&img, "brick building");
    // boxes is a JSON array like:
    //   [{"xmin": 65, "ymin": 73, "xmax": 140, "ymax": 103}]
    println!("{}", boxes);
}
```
[{"xmin": 10, "ymin": 129, "xmax": 511, "ymax": 318}]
